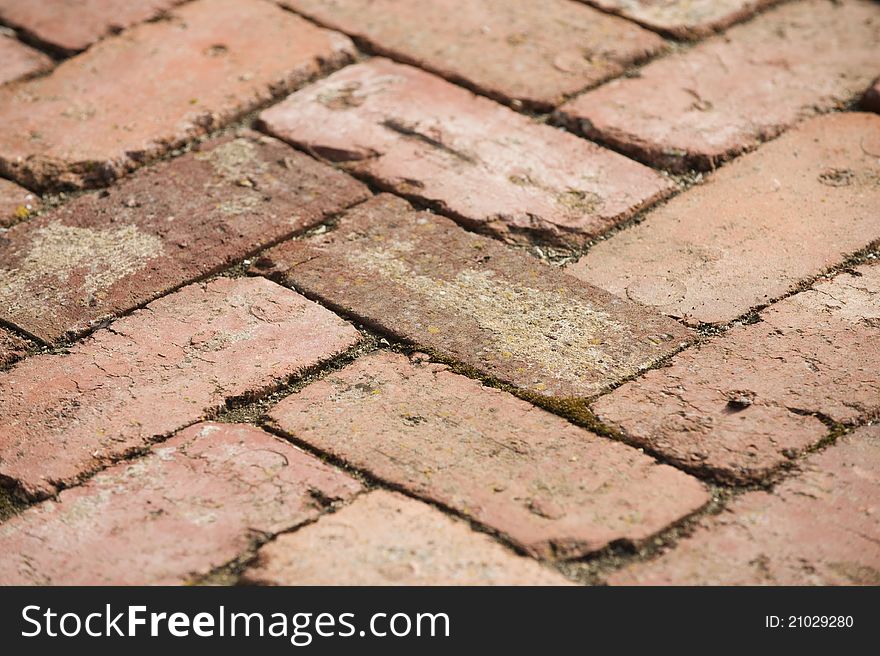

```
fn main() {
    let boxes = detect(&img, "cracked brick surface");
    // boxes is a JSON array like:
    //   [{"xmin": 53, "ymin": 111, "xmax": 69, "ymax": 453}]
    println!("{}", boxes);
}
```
[
  {"xmin": 568, "ymin": 113, "xmax": 880, "ymax": 325},
  {"xmin": 0, "ymin": 177, "xmax": 39, "ymax": 228},
  {"xmin": 253, "ymin": 194, "xmax": 692, "ymax": 399},
  {"xmin": 561, "ymin": 0, "xmax": 880, "ymax": 171},
  {"xmin": 610, "ymin": 425, "xmax": 880, "ymax": 585},
  {"xmin": 0, "ymin": 33, "xmax": 52, "ymax": 86},
  {"xmin": 269, "ymin": 351, "xmax": 709, "ymax": 559},
  {"xmin": 0, "ymin": 277, "xmax": 360, "ymax": 499},
  {"xmin": 281, "ymin": 0, "xmax": 664, "ymax": 109},
  {"xmin": 243, "ymin": 491, "xmax": 572, "ymax": 585},
  {"xmin": 0, "ymin": 422, "xmax": 362, "ymax": 585},
  {"xmin": 260, "ymin": 59, "xmax": 672, "ymax": 247},
  {"xmin": 591, "ymin": 262, "xmax": 880, "ymax": 484},
  {"xmin": 0, "ymin": 131, "xmax": 368, "ymax": 343},
  {"xmin": 0, "ymin": 0, "xmax": 355, "ymax": 190}
]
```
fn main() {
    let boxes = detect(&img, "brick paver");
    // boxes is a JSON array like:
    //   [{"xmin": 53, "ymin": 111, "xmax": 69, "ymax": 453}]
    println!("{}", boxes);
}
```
[
  {"xmin": 610, "ymin": 425, "xmax": 880, "ymax": 585},
  {"xmin": 0, "ymin": 0, "xmax": 355, "ymax": 191},
  {"xmin": 0, "ymin": 177, "xmax": 39, "ymax": 228},
  {"xmin": 281, "ymin": 0, "xmax": 664, "ymax": 110},
  {"xmin": 243, "ymin": 490, "xmax": 571, "ymax": 585},
  {"xmin": 0, "ymin": 0, "xmax": 184, "ymax": 54},
  {"xmin": 560, "ymin": 0, "xmax": 880, "ymax": 171},
  {"xmin": 591, "ymin": 262, "xmax": 880, "ymax": 484},
  {"xmin": 0, "ymin": 422, "xmax": 362, "ymax": 585},
  {"xmin": 269, "ymin": 352, "xmax": 709, "ymax": 559},
  {"xmin": 253, "ymin": 194, "xmax": 692, "ymax": 399},
  {"xmin": 0, "ymin": 131, "xmax": 368, "ymax": 343},
  {"xmin": 0, "ymin": 33, "xmax": 52, "ymax": 86},
  {"xmin": 259, "ymin": 59, "xmax": 672, "ymax": 247},
  {"xmin": 583, "ymin": 0, "xmax": 779, "ymax": 39},
  {"xmin": 567, "ymin": 113, "xmax": 880, "ymax": 325},
  {"xmin": 0, "ymin": 277, "xmax": 360, "ymax": 499},
  {"xmin": 0, "ymin": 329, "xmax": 28, "ymax": 368}
]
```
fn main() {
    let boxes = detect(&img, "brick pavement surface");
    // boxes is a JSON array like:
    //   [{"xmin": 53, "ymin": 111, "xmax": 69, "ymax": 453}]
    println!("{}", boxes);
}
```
[{"xmin": 1, "ymin": 0, "xmax": 877, "ymax": 586}]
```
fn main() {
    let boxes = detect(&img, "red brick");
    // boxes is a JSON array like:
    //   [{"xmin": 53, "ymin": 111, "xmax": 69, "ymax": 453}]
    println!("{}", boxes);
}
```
[
  {"xmin": 0, "ymin": 32, "xmax": 52, "ymax": 85},
  {"xmin": 243, "ymin": 490, "xmax": 571, "ymax": 585},
  {"xmin": 582, "ymin": 0, "xmax": 780, "ymax": 39},
  {"xmin": 281, "ymin": 0, "xmax": 664, "ymax": 109},
  {"xmin": 252, "ymin": 194, "xmax": 692, "ymax": 399},
  {"xmin": 0, "ymin": 277, "xmax": 360, "ymax": 499},
  {"xmin": 0, "ymin": 177, "xmax": 39, "ymax": 228},
  {"xmin": 591, "ymin": 262, "xmax": 880, "ymax": 484},
  {"xmin": 567, "ymin": 113, "xmax": 880, "ymax": 325},
  {"xmin": 0, "ymin": 0, "xmax": 355, "ymax": 190},
  {"xmin": 0, "ymin": 0, "xmax": 185, "ymax": 54},
  {"xmin": 610, "ymin": 425, "xmax": 880, "ymax": 585},
  {"xmin": 0, "ymin": 328, "xmax": 28, "ymax": 368},
  {"xmin": 0, "ymin": 131, "xmax": 368, "ymax": 343},
  {"xmin": 259, "ymin": 59, "xmax": 673, "ymax": 247},
  {"xmin": 863, "ymin": 76, "xmax": 880, "ymax": 113},
  {"xmin": 269, "ymin": 352, "xmax": 709, "ymax": 559},
  {"xmin": 0, "ymin": 422, "xmax": 362, "ymax": 585},
  {"xmin": 560, "ymin": 0, "xmax": 880, "ymax": 171}
]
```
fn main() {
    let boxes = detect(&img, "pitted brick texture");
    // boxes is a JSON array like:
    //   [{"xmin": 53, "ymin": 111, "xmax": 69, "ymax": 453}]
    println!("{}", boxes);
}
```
[
  {"xmin": 269, "ymin": 352, "xmax": 709, "ymax": 559},
  {"xmin": 0, "ymin": 277, "xmax": 360, "ymax": 499},
  {"xmin": 252, "ymin": 194, "xmax": 692, "ymax": 399},
  {"xmin": 592, "ymin": 262, "xmax": 880, "ymax": 484},
  {"xmin": 259, "ymin": 59, "xmax": 672, "ymax": 247},
  {"xmin": 0, "ymin": 0, "xmax": 355, "ymax": 190},
  {"xmin": 0, "ymin": 131, "xmax": 368, "ymax": 343},
  {"xmin": 0, "ymin": 423, "xmax": 362, "ymax": 585},
  {"xmin": 610, "ymin": 425, "xmax": 880, "ymax": 585},
  {"xmin": 243, "ymin": 491, "xmax": 572, "ymax": 585},
  {"xmin": 561, "ymin": 0, "xmax": 880, "ymax": 171},
  {"xmin": 282, "ymin": 0, "xmax": 664, "ymax": 109},
  {"xmin": 568, "ymin": 113, "xmax": 880, "ymax": 325}
]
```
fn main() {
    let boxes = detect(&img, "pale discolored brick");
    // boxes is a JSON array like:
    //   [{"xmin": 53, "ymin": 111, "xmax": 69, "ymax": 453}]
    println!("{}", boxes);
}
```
[
  {"xmin": 269, "ymin": 352, "xmax": 709, "ymax": 559},
  {"xmin": 0, "ymin": 177, "xmax": 39, "ymax": 228},
  {"xmin": 560, "ymin": 0, "xmax": 880, "ymax": 171},
  {"xmin": 252, "ymin": 194, "xmax": 692, "ymax": 400},
  {"xmin": 591, "ymin": 262, "xmax": 880, "ymax": 484},
  {"xmin": 0, "ymin": 329, "xmax": 28, "ymax": 368},
  {"xmin": 243, "ymin": 491, "xmax": 572, "ymax": 585},
  {"xmin": 610, "ymin": 425, "xmax": 880, "ymax": 585},
  {"xmin": 259, "ymin": 59, "xmax": 673, "ymax": 247},
  {"xmin": 0, "ymin": 131, "xmax": 368, "ymax": 343},
  {"xmin": 281, "ymin": 0, "xmax": 665, "ymax": 109},
  {"xmin": 0, "ymin": 32, "xmax": 52, "ymax": 85},
  {"xmin": 0, "ymin": 0, "xmax": 185, "ymax": 54},
  {"xmin": 0, "ymin": 0, "xmax": 355, "ymax": 190},
  {"xmin": 582, "ymin": 0, "xmax": 780, "ymax": 39},
  {"xmin": 568, "ymin": 113, "xmax": 880, "ymax": 325},
  {"xmin": 0, "ymin": 423, "xmax": 362, "ymax": 585},
  {"xmin": 0, "ymin": 277, "xmax": 360, "ymax": 499}
]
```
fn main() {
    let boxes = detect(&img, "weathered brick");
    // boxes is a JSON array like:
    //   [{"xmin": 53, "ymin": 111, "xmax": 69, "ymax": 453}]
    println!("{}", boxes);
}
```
[
  {"xmin": 259, "ymin": 59, "xmax": 672, "ymax": 247},
  {"xmin": 0, "ymin": 422, "xmax": 362, "ymax": 585},
  {"xmin": 0, "ymin": 32, "xmax": 52, "ymax": 85},
  {"xmin": 0, "ymin": 277, "xmax": 360, "ymax": 499},
  {"xmin": 243, "ymin": 490, "xmax": 571, "ymax": 585},
  {"xmin": 582, "ymin": 0, "xmax": 780, "ymax": 39},
  {"xmin": 253, "ymin": 194, "xmax": 692, "ymax": 399},
  {"xmin": 281, "ymin": 0, "xmax": 664, "ymax": 109},
  {"xmin": 560, "ymin": 0, "xmax": 880, "ymax": 171},
  {"xmin": 0, "ymin": 0, "xmax": 184, "ymax": 54},
  {"xmin": 269, "ymin": 352, "xmax": 709, "ymax": 559},
  {"xmin": 0, "ymin": 177, "xmax": 39, "ymax": 228},
  {"xmin": 0, "ymin": 0, "xmax": 355, "ymax": 190},
  {"xmin": 863, "ymin": 76, "xmax": 880, "ymax": 113},
  {"xmin": 0, "ymin": 131, "xmax": 368, "ymax": 343},
  {"xmin": 591, "ymin": 262, "xmax": 880, "ymax": 484},
  {"xmin": 610, "ymin": 425, "xmax": 880, "ymax": 585},
  {"xmin": 0, "ymin": 328, "xmax": 28, "ymax": 368},
  {"xmin": 567, "ymin": 113, "xmax": 880, "ymax": 325}
]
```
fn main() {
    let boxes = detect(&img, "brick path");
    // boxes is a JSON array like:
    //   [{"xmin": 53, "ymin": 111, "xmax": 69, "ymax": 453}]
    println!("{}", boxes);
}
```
[{"xmin": 0, "ymin": 0, "xmax": 877, "ymax": 586}]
